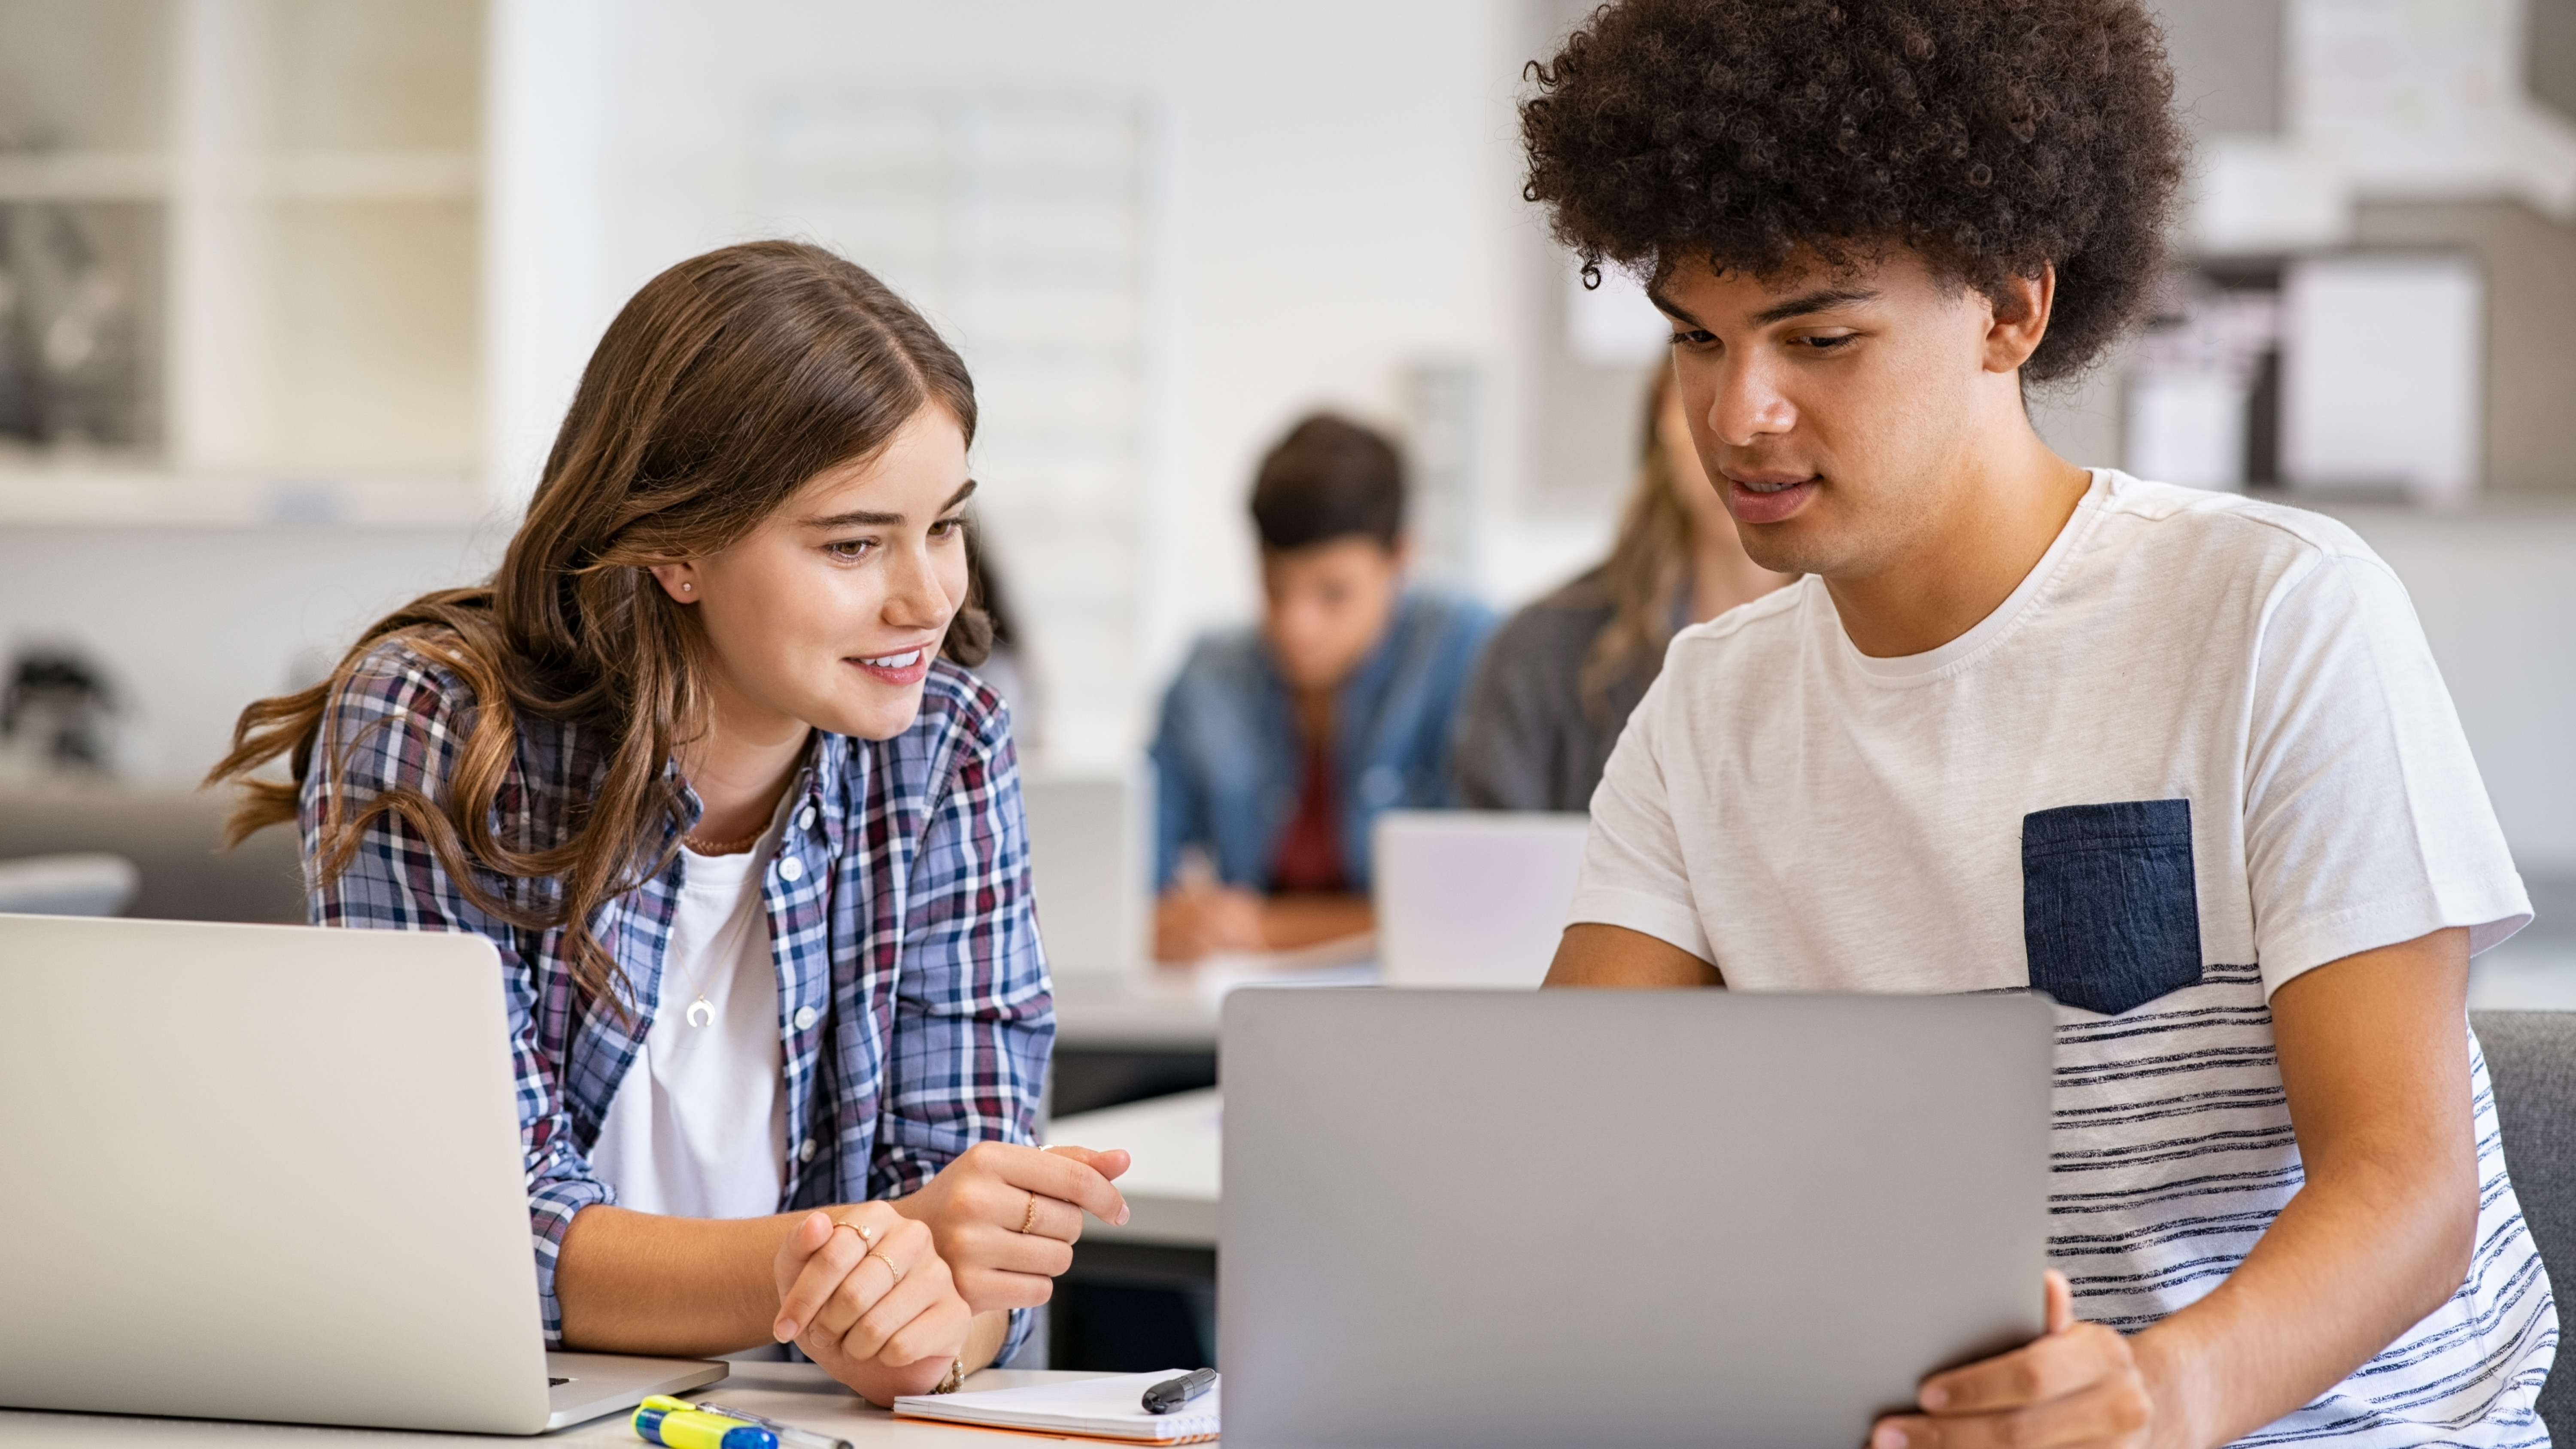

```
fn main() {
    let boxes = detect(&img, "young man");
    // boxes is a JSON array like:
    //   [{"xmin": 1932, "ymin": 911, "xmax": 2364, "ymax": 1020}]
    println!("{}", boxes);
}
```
[
  {"xmin": 1151, "ymin": 414, "xmax": 1493, "ymax": 962},
  {"xmin": 1525, "ymin": 3, "xmax": 2551, "ymax": 1447}
]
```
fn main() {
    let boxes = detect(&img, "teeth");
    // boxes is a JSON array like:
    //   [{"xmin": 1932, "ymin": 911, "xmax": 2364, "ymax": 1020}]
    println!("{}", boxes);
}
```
[
  {"xmin": 861, "ymin": 649, "xmax": 923, "ymax": 668},
  {"xmin": 1744, "ymin": 480, "xmax": 1801, "ymax": 493}
]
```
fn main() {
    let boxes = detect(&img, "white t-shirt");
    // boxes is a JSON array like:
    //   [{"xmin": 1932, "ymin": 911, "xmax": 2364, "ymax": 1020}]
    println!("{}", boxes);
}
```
[
  {"xmin": 590, "ymin": 813, "xmax": 792, "ymax": 1219},
  {"xmin": 1574, "ymin": 471, "xmax": 2553, "ymax": 1444}
]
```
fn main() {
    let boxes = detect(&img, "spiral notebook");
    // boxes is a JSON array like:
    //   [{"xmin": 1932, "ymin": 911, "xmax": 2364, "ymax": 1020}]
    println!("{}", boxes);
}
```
[{"xmin": 891, "ymin": 1371, "xmax": 1218, "ymax": 1443}]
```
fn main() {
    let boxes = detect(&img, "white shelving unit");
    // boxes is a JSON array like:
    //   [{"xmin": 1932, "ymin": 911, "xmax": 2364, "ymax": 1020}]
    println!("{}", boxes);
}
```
[{"xmin": 0, "ymin": 0, "xmax": 485, "ymax": 525}]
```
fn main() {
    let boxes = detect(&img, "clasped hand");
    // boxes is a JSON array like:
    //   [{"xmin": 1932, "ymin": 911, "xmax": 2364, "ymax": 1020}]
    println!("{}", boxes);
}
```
[
  {"xmin": 767, "ymin": 1141, "xmax": 1131, "ymax": 1403},
  {"xmin": 890, "ymin": 1140, "xmax": 1132, "ymax": 1312},
  {"xmin": 1871, "ymin": 1272, "xmax": 2157, "ymax": 1449},
  {"xmin": 769, "ymin": 1202, "xmax": 961, "ymax": 1403}
]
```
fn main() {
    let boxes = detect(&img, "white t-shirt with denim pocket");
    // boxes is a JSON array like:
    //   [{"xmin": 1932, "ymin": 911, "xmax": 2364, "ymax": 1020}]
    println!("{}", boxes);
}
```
[{"xmin": 1573, "ymin": 469, "xmax": 2551, "ymax": 1445}]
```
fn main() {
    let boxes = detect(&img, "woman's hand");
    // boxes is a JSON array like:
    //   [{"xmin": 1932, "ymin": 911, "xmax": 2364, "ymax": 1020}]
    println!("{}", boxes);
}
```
[
  {"xmin": 770, "ymin": 1204, "xmax": 970, "ymax": 1406},
  {"xmin": 892, "ymin": 1142, "xmax": 1133, "ymax": 1314},
  {"xmin": 1868, "ymin": 1272, "xmax": 2154, "ymax": 1449}
]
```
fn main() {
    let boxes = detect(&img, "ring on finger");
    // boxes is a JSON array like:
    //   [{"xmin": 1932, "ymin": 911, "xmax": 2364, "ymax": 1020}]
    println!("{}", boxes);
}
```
[
  {"xmin": 867, "ymin": 1247, "xmax": 904, "ymax": 1285},
  {"xmin": 828, "ymin": 1218, "xmax": 874, "ymax": 1247},
  {"xmin": 1020, "ymin": 1191, "xmax": 1040, "ymax": 1234}
]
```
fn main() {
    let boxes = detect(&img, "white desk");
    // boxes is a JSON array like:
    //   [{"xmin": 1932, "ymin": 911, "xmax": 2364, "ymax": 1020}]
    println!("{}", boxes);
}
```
[
  {"xmin": 1049, "ymin": 971, "xmax": 1221, "ymax": 1051},
  {"xmin": 1044, "ymin": 1088, "xmax": 1222, "ymax": 1251},
  {"xmin": 0, "ymin": 1367, "xmax": 1124, "ymax": 1447},
  {"xmin": 1050, "ymin": 942, "xmax": 1377, "ymax": 1053}
]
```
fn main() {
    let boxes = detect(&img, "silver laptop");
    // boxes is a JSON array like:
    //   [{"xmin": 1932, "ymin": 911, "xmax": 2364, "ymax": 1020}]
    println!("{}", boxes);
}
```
[
  {"xmin": 1221, "ymin": 987, "xmax": 2054, "ymax": 1448},
  {"xmin": 1021, "ymin": 772, "xmax": 1150, "ymax": 977},
  {"xmin": 1373, "ymin": 810, "xmax": 1592, "ymax": 988},
  {"xmin": 0, "ymin": 912, "xmax": 724, "ymax": 1434}
]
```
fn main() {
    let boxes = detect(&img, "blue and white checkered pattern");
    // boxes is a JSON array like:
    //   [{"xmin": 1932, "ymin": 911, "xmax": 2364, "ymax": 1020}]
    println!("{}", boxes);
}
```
[{"xmin": 301, "ymin": 637, "xmax": 1053, "ymax": 1356}]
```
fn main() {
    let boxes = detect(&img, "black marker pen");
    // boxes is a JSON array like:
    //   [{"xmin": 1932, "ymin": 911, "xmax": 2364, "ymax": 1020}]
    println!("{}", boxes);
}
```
[{"xmin": 1141, "ymin": 1368, "xmax": 1218, "ymax": 1415}]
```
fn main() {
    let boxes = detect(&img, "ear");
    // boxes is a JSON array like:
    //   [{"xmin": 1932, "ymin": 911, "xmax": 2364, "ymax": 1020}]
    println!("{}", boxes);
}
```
[
  {"xmin": 1389, "ymin": 535, "xmax": 1416, "ymax": 574},
  {"xmin": 648, "ymin": 562, "xmax": 702, "ymax": 604},
  {"xmin": 1982, "ymin": 262, "xmax": 2057, "ymax": 376}
]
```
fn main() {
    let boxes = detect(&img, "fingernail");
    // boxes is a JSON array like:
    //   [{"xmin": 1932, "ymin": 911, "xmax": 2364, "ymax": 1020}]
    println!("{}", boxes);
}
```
[
  {"xmin": 774, "ymin": 1319, "xmax": 798, "ymax": 1342},
  {"xmin": 1872, "ymin": 1427, "xmax": 1907, "ymax": 1449},
  {"xmin": 1920, "ymin": 1384, "xmax": 1948, "ymax": 1410},
  {"xmin": 1117, "ymin": 1206, "xmax": 1130, "ymax": 1225}
]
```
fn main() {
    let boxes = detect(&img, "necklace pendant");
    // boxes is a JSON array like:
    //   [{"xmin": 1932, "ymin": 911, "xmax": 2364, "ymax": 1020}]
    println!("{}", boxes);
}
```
[{"xmin": 686, "ymin": 994, "xmax": 716, "ymax": 1028}]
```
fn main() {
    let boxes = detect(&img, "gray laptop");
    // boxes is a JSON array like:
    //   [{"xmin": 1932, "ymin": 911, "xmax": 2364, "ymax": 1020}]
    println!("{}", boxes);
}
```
[
  {"xmin": 1221, "ymin": 987, "xmax": 2054, "ymax": 1449},
  {"xmin": 0, "ymin": 912, "xmax": 724, "ymax": 1434}
]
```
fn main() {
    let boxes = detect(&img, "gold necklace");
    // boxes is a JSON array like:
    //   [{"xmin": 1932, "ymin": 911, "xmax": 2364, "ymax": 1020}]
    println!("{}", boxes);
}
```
[{"xmin": 684, "ymin": 827, "xmax": 761, "ymax": 855}]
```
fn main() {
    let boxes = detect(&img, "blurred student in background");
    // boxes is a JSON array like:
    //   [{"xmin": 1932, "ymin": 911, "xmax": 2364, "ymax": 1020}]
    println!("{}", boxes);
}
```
[
  {"xmin": 1453, "ymin": 369, "xmax": 1793, "ymax": 811},
  {"xmin": 1151, "ymin": 414, "xmax": 1495, "ymax": 962}
]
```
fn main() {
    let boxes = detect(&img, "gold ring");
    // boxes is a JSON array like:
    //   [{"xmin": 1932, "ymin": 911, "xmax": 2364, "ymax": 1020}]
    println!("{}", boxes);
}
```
[
  {"xmin": 1020, "ymin": 1192, "xmax": 1040, "ymax": 1234},
  {"xmin": 867, "ymin": 1247, "xmax": 904, "ymax": 1285},
  {"xmin": 828, "ymin": 1218, "xmax": 872, "ymax": 1246}
]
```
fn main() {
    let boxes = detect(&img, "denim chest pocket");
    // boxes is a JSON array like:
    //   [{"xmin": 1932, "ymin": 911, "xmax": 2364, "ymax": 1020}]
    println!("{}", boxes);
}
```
[{"xmin": 2021, "ymin": 799, "xmax": 2204, "ymax": 1016}]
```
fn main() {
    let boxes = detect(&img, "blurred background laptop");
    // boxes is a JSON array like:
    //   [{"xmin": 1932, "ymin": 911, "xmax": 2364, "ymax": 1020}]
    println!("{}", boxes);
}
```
[{"xmin": 1373, "ymin": 809, "xmax": 1590, "ymax": 988}]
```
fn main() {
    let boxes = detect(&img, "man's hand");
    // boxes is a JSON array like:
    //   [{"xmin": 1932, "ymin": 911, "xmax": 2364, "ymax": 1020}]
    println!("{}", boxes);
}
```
[
  {"xmin": 892, "ymin": 1142, "xmax": 1133, "ymax": 1314},
  {"xmin": 1871, "ymin": 1272, "xmax": 2152, "ymax": 1449},
  {"xmin": 1154, "ymin": 880, "xmax": 1268, "ymax": 961},
  {"xmin": 770, "ymin": 1204, "xmax": 970, "ymax": 1406}
]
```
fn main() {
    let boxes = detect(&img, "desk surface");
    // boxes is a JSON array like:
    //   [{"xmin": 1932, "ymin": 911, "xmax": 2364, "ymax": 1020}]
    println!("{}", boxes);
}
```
[
  {"xmin": 0, "ymin": 1367, "xmax": 1133, "ymax": 1448},
  {"xmin": 1044, "ymin": 1088, "xmax": 1221, "ymax": 1250},
  {"xmin": 1049, "ymin": 940, "xmax": 1376, "ymax": 1051}
]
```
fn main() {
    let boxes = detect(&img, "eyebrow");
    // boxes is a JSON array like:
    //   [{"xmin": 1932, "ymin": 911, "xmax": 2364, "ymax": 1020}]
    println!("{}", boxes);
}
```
[
  {"xmin": 1750, "ymin": 286, "xmax": 1882, "ymax": 327},
  {"xmin": 1645, "ymin": 285, "xmax": 1701, "ymax": 329},
  {"xmin": 1646, "ymin": 283, "xmax": 1885, "ymax": 331},
  {"xmin": 798, "ymin": 477, "xmax": 978, "ymax": 530}
]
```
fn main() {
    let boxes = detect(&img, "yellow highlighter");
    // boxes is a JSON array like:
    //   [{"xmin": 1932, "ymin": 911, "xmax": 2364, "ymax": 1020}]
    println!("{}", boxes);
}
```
[{"xmin": 632, "ymin": 1397, "xmax": 777, "ymax": 1449}]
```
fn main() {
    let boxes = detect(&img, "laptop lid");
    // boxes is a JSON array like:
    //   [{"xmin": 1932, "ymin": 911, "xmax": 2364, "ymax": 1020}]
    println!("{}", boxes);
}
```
[
  {"xmin": 0, "ymin": 913, "xmax": 562, "ymax": 1434},
  {"xmin": 1219, "ymin": 987, "xmax": 2054, "ymax": 1449},
  {"xmin": 1372, "ymin": 811, "xmax": 1591, "ymax": 988},
  {"xmin": 1022, "ymin": 773, "xmax": 1149, "ymax": 978}
]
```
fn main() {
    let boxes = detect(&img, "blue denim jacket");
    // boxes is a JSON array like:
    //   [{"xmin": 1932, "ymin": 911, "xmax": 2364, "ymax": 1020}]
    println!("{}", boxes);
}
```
[{"xmin": 1150, "ymin": 588, "xmax": 1495, "ymax": 891}]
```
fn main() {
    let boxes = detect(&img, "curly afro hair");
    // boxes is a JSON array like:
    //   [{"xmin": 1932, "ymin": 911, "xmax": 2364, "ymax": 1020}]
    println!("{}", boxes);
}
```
[{"xmin": 1522, "ymin": 0, "xmax": 2188, "ymax": 382}]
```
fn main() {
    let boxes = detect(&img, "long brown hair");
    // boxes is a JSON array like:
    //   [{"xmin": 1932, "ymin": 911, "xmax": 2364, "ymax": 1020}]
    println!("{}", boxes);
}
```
[
  {"xmin": 1568, "ymin": 367, "xmax": 1693, "ymax": 720},
  {"xmin": 207, "ymin": 240, "xmax": 981, "ymax": 1007}
]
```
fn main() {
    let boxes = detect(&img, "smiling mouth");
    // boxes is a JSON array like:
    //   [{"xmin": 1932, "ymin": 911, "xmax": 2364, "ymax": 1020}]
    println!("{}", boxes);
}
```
[{"xmin": 859, "ymin": 648, "xmax": 924, "ymax": 668}]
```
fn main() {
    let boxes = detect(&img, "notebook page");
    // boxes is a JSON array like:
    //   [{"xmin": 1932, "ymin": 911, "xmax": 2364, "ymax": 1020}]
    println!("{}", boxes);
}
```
[{"xmin": 893, "ymin": 1371, "xmax": 1219, "ymax": 1443}]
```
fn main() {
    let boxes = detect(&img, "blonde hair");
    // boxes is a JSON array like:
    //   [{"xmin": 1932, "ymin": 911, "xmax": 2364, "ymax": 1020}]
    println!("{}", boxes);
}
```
[{"xmin": 1571, "ymin": 368, "xmax": 1694, "ymax": 721}]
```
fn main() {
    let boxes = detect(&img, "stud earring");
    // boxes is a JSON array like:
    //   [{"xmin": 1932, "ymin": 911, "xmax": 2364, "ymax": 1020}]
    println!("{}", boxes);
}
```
[{"xmin": 681, "ymin": 583, "xmax": 693, "ymax": 593}]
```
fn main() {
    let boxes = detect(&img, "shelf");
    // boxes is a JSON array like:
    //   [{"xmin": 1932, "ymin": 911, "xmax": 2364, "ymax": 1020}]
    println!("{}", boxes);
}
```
[
  {"xmin": 0, "ymin": 469, "xmax": 495, "ymax": 529},
  {"xmin": 205, "ymin": 151, "xmax": 481, "ymax": 202},
  {"xmin": 0, "ymin": 149, "xmax": 478, "ymax": 203},
  {"xmin": 0, "ymin": 152, "xmax": 169, "ymax": 202},
  {"xmin": 0, "ymin": 0, "xmax": 486, "ymax": 497}
]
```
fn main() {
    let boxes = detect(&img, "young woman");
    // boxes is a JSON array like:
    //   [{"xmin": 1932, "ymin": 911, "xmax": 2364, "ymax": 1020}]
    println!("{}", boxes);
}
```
[
  {"xmin": 1451, "ymin": 368, "xmax": 1795, "ymax": 810},
  {"xmin": 211, "ymin": 241, "xmax": 1128, "ymax": 1405}
]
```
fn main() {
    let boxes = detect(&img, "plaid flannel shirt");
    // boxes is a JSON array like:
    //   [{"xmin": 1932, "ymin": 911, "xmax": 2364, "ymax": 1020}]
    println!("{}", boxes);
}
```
[{"xmin": 302, "ymin": 637, "xmax": 1053, "ymax": 1358}]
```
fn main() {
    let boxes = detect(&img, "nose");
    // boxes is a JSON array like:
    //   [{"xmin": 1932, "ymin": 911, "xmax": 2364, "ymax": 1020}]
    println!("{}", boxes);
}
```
[
  {"xmin": 1710, "ymin": 352, "xmax": 1795, "ymax": 447},
  {"xmin": 881, "ymin": 538, "xmax": 955, "ymax": 631}
]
